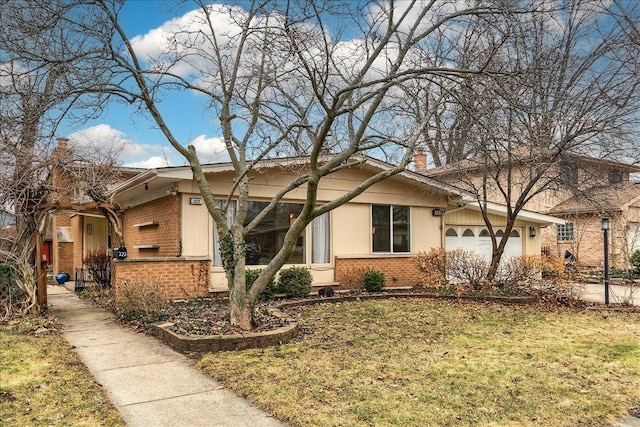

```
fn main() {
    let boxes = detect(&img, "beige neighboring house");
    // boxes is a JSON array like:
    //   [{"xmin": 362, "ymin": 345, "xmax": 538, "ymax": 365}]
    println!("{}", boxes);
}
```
[
  {"xmin": 424, "ymin": 151, "xmax": 640, "ymax": 269},
  {"xmin": 94, "ymin": 156, "xmax": 562, "ymax": 300}
]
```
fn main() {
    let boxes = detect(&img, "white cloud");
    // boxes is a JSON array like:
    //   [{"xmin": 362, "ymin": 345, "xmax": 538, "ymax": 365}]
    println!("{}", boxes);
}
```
[
  {"xmin": 67, "ymin": 124, "xmax": 128, "ymax": 160},
  {"xmin": 125, "ymin": 156, "xmax": 172, "ymax": 169},
  {"xmin": 189, "ymin": 135, "xmax": 228, "ymax": 163},
  {"xmin": 67, "ymin": 124, "xmax": 177, "ymax": 168}
]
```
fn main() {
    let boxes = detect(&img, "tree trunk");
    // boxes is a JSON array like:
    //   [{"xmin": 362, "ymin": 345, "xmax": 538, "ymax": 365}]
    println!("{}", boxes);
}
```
[{"xmin": 229, "ymin": 264, "xmax": 252, "ymax": 330}]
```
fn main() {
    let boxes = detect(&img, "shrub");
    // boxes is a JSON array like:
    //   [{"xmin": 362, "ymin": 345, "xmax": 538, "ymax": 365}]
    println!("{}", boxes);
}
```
[
  {"xmin": 535, "ymin": 256, "xmax": 584, "ymax": 306},
  {"xmin": 413, "ymin": 248, "xmax": 448, "ymax": 289},
  {"xmin": 339, "ymin": 266, "xmax": 366, "ymax": 289},
  {"xmin": 498, "ymin": 255, "xmax": 546, "ymax": 294},
  {"xmin": 278, "ymin": 266, "xmax": 312, "ymax": 297},
  {"xmin": 446, "ymin": 249, "xmax": 490, "ymax": 293},
  {"xmin": 83, "ymin": 249, "xmax": 111, "ymax": 289},
  {"xmin": 115, "ymin": 277, "xmax": 168, "ymax": 322},
  {"xmin": 363, "ymin": 268, "xmax": 385, "ymax": 292},
  {"xmin": 246, "ymin": 268, "xmax": 278, "ymax": 300},
  {"xmin": 630, "ymin": 249, "xmax": 640, "ymax": 273}
]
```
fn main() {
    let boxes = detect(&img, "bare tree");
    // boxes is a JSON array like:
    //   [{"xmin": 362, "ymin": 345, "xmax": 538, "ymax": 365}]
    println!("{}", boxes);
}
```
[
  {"xmin": 0, "ymin": 0, "xmax": 115, "ymax": 314},
  {"xmin": 81, "ymin": 0, "xmax": 524, "ymax": 329},
  {"xmin": 424, "ymin": 0, "xmax": 640, "ymax": 281}
]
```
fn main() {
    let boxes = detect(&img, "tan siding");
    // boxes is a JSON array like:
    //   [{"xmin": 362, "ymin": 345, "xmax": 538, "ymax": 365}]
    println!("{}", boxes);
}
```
[
  {"xmin": 181, "ymin": 194, "xmax": 212, "ymax": 256},
  {"xmin": 412, "ymin": 207, "xmax": 443, "ymax": 251},
  {"xmin": 332, "ymin": 203, "xmax": 371, "ymax": 256}
]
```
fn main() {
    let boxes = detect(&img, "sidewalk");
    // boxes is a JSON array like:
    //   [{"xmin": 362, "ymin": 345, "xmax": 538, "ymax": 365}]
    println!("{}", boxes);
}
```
[{"xmin": 47, "ymin": 285, "xmax": 287, "ymax": 427}]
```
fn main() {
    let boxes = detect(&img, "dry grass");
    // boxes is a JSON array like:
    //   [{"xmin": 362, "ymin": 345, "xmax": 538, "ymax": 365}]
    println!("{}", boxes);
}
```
[
  {"xmin": 198, "ymin": 299, "xmax": 640, "ymax": 427},
  {"xmin": 0, "ymin": 316, "xmax": 126, "ymax": 427}
]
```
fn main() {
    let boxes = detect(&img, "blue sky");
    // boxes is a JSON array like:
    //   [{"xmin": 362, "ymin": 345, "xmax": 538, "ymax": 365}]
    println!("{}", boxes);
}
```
[{"xmin": 62, "ymin": 1, "xmax": 229, "ymax": 168}]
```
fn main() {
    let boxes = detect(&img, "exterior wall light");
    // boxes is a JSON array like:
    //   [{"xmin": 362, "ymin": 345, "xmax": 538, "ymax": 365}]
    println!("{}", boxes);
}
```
[{"xmin": 529, "ymin": 226, "xmax": 536, "ymax": 238}]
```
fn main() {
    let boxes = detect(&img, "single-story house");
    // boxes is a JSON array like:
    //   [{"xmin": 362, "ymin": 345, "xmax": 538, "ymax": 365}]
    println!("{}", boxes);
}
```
[{"xmin": 78, "ymin": 156, "xmax": 563, "ymax": 300}]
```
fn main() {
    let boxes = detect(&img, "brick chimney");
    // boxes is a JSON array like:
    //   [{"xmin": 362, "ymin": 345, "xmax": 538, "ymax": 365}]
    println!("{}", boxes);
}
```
[
  {"xmin": 413, "ymin": 148, "xmax": 427, "ymax": 174},
  {"xmin": 51, "ymin": 137, "xmax": 74, "ymax": 202}
]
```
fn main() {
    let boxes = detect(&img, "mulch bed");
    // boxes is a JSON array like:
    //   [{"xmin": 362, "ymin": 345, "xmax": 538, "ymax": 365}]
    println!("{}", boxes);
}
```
[{"xmin": 165, "ymin": 299, "xmax": 288, "ymax": 336}]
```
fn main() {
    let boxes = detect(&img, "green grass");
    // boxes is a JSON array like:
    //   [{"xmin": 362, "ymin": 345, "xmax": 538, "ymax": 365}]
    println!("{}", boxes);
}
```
[
  {"xmin": 0, "ymin": 317, "xmax": 126, "ymax": 427},
  {"xmin": 198, "ymin": 299, "xmax": 640, "ymax": 426}
]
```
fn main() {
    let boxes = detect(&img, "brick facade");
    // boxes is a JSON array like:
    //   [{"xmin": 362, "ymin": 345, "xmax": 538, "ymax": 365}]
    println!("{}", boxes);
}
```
[
  {"xmin": 335, "ymin": 256, "xmax": 420, "ymax": 289},
  {"xmin": 121, "ymin": 195, "xmax": 181, "ymax": 257},
  {"xmin": 541, "ymin": 213, "xmax": 625, "ymax": 268},
  {"xmin": 112, "ymin": 257, "xmax": 211, "ymax": 301}
]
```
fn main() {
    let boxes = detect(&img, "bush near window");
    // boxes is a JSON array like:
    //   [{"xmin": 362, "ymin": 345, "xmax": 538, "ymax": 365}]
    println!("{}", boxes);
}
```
[
  {"xmin": 245, "ymin": 268, "xmax": 278, "ymax": 300},
  {"xmin": 277, "ymin": 266, "xmax": 312, "ymax": 297},
  {"xmin": 363, "ymin": 268, "xmax": 385, "ymax": 292},
  {"xmin": 413, "ymin": 248, "xmax": 448, "ymax": 289}
]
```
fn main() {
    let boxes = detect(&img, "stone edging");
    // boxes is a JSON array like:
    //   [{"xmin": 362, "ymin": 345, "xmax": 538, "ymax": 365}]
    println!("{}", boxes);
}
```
[{"xmin": 150, "ymin": 292, "xmax": 537, "ymax": 354}]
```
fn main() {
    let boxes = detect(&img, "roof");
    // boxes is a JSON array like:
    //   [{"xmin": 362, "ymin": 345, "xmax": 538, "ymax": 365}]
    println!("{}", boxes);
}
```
[
  {"xmin": 424, "ymin": 149, "xmax": 640, "ymax": 178},
  {"xmin": 550, "ymin": 184, "xmax": 640, "ymax": 215},
  {"xmin": 109, "ymin": 155, "xmax": 467, "ymax": 200},
  {"xmin": 109, "ymin": 155, "xmax": 563, "ymax": 225}
]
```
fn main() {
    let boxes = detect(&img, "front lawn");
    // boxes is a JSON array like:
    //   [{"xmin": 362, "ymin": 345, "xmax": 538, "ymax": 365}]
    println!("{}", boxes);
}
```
[
  {"xmin": 198, "ymin": 299, "xmax": 640, "ymax": 426},
  {"xmin": 0, "ymin": 316, "xmax": 126, "ymax": 427}
]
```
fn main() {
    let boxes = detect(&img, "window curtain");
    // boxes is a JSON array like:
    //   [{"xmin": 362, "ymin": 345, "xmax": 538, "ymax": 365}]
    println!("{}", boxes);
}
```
[
  {"xmin": 213, "ymin": 200, "xmax": 236, "ymax": 267},
  {"xmin": 311, "ymin": 212, "xmax": 330, "ymax": 264}
]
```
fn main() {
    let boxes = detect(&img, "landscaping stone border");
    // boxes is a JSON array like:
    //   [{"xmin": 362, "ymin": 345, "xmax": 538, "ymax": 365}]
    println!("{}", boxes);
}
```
[{"xmin": 151, "ymin": 292, "xmax": 537, "ymax": 354}]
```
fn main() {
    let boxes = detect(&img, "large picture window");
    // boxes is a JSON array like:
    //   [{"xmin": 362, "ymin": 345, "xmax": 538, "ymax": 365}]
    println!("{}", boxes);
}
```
[
  {"xmin": 245, "ymin": 201, "xmax": 305, "ymax": 265},
  {"xmin": 372, "ymin": 204, "xmax": 410, "ymax": 253},
  {"xmin": 214, "ymin": 201, "xmax": 328, "ymax": 266}
]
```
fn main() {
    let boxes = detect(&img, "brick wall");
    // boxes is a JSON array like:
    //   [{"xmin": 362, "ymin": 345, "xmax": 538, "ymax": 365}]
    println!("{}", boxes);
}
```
[
  {"xmin": 121, "ymin": 195, "xmax": 181, "ymax": 258},
  {"xmin": 112, "ymin": 257, "xmax": 211, "ymax": 301},
  {"xmin": 57, "ymin": 243, "xmax": 74, "ymax": 275},
  {"xmin": 541, "ymin": 213, "xmax": 625, "ymax": 268},
  {"xmin": 335, "ymin": 256, "xmax": 420, "ymax": 289}
]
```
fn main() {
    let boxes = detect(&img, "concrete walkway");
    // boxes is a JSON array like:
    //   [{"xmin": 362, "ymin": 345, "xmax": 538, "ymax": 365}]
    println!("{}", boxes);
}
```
[{"xmin": 47, "ymin": 285, "xmax": 287, "ymax": 427}]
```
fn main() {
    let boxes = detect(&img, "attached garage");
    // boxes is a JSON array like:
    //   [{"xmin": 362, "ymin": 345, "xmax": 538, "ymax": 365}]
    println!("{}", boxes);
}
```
[
  {"xmin": 441, "ymin": 199, "xmax": 565, "ymax": 261},
  {"xmin": 445, "ymin": 226, "xmax": 523, "ymax": 261}
]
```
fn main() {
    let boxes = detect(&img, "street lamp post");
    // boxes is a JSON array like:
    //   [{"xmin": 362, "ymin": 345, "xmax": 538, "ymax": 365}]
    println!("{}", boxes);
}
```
[{"xmin": 601, "ymin": 217, "xmax": 610, "ymax": 305}]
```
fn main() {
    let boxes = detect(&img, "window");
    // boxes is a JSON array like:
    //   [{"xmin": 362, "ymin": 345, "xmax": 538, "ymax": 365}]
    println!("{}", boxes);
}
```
[
  {"xmin": 445, "ymin": 228, "xmax": 457, "ymax": 237},
  {"xmin": 462, "ymin": 228, "xmax": 474, "ymax": 237},
  {"xmin": 608, "ymin": 169, "xmax": 623, "ymax": 185},
  {"xmin": 213, "ymin": 200, "xmax": 310, "ymax": 266},
  {"xmin": 479, "ymin": 229, "xmax": 490, "ymax": 237},
  {"xmin": 560, "ymin": 161, "xmax": 578, "ymax": 185},
  {"xmin": 557, "ymin": 223, "xmax": 574, "ymax": 242},
  {"xmin": 372, "ymin": 204, "xmax": 410, "ymax": 253}
]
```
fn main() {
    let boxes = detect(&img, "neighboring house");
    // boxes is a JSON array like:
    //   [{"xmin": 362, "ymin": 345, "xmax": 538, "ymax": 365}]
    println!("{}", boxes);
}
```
[
  {"xmin": 49, "ymin": 140, "xmax": 144, "ymax": 279},
  {"xmin": 424, "ymin": 151, "xmax": 640, "ymax": 269},
  {"xmin": 100, "ymin": 156, "xmax": 561, "ymax": 299},
  {"xmin": 546, "ymin": 184, "xmax": 640, "ymax": 268}
]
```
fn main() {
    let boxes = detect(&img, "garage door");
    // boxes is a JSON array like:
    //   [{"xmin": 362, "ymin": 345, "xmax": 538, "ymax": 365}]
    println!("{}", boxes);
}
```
[{"xmin": 445, "ymin": 226, "xmax": 522, "ymax": 261}]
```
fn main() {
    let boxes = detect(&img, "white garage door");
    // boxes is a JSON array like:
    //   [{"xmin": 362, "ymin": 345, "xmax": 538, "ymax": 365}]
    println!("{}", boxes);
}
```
[{"xmin": 445, "ymin": 226, "xmax": 522, "ymax": 261}]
